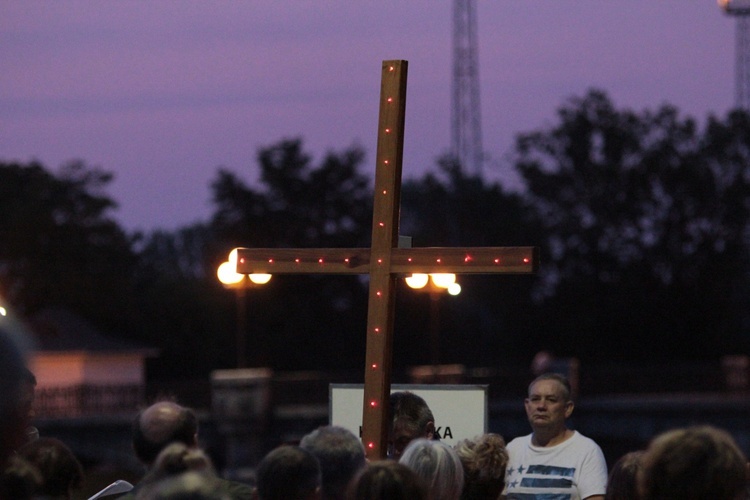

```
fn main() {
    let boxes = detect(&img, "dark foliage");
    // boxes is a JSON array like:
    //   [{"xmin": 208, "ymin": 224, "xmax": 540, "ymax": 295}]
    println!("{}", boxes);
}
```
[
  {"xmin": 514, "ymin": 90, "xmax": 750, "ymax": 361},
  {"xmin": 2, "ymin": 92, "xmax": 748, "ymax": 383}
]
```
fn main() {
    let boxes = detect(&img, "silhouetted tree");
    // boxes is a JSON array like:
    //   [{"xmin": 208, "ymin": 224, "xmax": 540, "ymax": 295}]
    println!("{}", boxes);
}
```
[
  {"xmin": 206, "ymin": 139, "xmax": 373, "ymax": 371},
  {"xmin": 0, "ymin": 160, "xmax": 138, "ymax": 335},
  {"xmin": 397, "ymin": 157, "xmax": 542, "ymax": 367},
  {"xmin": 211, "ymin": 138, "xmax": 372, "ymax": 248},
  {"xmin": 513, "ymin": 90, "xmax": 750, "ymax": 361},
  {"xmin": 131, "ymin": 224, "xmax": 235, "ymax": 381}
]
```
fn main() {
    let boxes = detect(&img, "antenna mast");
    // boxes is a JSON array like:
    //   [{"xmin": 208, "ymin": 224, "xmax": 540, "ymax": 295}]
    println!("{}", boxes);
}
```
[
  {"xmin": 452, "ymin": 0, "xmax": 484, "ymax": 175},
  {"xmin": 720, "ymin": 0, "xmax": 750, "ymax": 110}
]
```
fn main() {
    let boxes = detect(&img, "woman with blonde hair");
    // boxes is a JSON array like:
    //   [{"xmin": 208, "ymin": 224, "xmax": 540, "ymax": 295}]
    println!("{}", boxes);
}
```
[{"xmin": 453, "ymin": 433, "xmax": 508, "ymax": 500}]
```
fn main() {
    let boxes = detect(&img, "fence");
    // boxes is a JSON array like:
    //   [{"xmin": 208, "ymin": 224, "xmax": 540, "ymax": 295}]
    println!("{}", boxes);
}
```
[{"xmin": 35, "ymin": 384, "xmax": 143, "ymax": 417}]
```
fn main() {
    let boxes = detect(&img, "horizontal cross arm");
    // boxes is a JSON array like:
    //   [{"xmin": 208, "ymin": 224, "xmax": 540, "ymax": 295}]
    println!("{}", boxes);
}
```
[
  {"xmin": 235, "ymin": 248, "xmax": 371, "ymax": 274},
  {"xmin": 234, "ymin": 246, "xmax": 538, "ymax": 275},
  {"xmin": 391, "ymin": 246, "xmax": 538, "ymax": 274}
]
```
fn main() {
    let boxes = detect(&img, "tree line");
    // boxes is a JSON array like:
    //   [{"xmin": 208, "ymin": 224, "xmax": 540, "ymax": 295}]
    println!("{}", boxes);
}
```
[{"xmin": 1, "ymin": 90, "xmax": 748, "ymax": 381}]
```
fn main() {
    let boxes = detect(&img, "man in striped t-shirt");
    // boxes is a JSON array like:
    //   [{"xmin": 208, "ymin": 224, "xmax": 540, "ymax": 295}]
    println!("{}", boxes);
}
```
[{"xmin": 503, "ymin": 373, "xmax": 607, "ymax": 500}]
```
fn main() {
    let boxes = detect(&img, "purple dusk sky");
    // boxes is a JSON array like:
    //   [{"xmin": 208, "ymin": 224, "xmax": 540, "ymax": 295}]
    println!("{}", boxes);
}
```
[{"xmin": 0, "ymin": 1, "xmax": 734, "ymax": 232}]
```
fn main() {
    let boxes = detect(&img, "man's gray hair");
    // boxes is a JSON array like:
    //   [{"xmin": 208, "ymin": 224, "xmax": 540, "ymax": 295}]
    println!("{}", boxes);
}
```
[
  {"xmin": 300, "ymin": 426, "xmax": 366, "ymax": 500},
  {"xmin": 528, "ymin": 373, "xmax": 572, "ymax": 402}
]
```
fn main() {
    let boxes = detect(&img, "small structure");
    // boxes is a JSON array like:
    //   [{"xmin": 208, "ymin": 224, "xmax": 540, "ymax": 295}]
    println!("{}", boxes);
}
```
[
  {"xmin": 27, "ymin": 308, "xmax": 158, "ymax": 417},
  {"xmin": 211, "ymin": 368, "xmax": 273, "ymax": 479}
]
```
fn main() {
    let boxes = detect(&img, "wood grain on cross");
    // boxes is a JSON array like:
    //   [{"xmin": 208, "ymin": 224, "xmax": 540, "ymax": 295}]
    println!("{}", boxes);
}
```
[{"xmin": 233, "ymin": 60, "xmax": 538, "ymax": 459}]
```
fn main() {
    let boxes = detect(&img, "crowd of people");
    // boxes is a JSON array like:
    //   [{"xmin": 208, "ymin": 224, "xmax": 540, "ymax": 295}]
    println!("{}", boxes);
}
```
[{"xmin": 2, "ymin": 325, "xmax": 750, "ymax": 499}]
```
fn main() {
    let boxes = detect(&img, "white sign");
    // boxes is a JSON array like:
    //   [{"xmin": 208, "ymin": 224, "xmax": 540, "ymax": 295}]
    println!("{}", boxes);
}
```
[{"xmin": 329, "ymin": 384, "xmax": 488, "ymax": 447}]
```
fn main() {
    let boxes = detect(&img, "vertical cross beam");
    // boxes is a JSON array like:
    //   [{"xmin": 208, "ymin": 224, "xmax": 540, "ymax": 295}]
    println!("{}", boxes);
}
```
[{"xmin": 361, "ymin": 60, "xmax": 408, "ymax": 458}]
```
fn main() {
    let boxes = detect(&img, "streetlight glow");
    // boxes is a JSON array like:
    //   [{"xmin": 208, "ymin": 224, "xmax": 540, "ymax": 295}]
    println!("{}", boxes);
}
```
[
  {"xmin": 430, "ymin": 273, "xmax": 456, "ymax": 288},
  {"xmin": 249, "ymin": 274, "xmax": 272, "ymax": 284},
  {"xmin": 404, "ymin": 273, "xmax": 461, "ymax": 371},
  {"xmin": 405, "ymin": 273, "xmax": 429, "ymax": 289},
  {"xmin": 219, "ymin": 249, "xmax": 273, "ymax": 286},
  {"xmin": 217, "ymin": 250, "xmax": 271, "ymax": 369},
  {"xmin": 217, "ymin": 261, "xmax": 243, "ymax": 285}
]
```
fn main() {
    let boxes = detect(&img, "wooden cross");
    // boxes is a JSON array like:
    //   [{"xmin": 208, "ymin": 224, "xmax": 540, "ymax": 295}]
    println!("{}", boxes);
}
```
[{"xmin": 233, "ymin": 60, "xmax": 538, "ymax": 459}]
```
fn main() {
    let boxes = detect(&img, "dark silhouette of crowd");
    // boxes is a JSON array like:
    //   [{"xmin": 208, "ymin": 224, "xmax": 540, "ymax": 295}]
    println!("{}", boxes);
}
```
[{"xmin": 2, "ymin": 320, "xmax": 750, "ymax": 500}]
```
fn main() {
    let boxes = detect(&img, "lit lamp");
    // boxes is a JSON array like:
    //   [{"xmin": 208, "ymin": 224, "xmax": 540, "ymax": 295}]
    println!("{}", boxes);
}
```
[
  {"xmin": 404, "ymin": 273, "xmax": 461, "ymax": 368},
  {"xmin": 405, "ymin": 273, "xmax": 461, "ymax": 295},
  {"xmin": 217, "ymin": 250, "xmax": 271, "ymax": 368}
]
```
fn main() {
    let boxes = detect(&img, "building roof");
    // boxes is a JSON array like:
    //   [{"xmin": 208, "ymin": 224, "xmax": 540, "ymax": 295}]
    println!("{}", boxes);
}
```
[{"xmin": 28, "ymin": 307, "xmax": 158, "ymax": 356}]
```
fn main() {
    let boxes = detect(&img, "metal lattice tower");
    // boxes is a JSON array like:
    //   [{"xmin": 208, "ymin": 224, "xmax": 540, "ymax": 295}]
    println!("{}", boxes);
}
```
[
  {"xmin": 452, "ymin": 0, "xmax": 484, "ymax": 176},
  {"xmin": 720, "ymin": 0, "xmax": 750, "ymax": 110}
]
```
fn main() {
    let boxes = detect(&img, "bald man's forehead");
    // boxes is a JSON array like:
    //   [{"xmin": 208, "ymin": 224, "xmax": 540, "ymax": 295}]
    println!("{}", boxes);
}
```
[
  {"xmin": 140, "ymin": 403, "xmax": 185, "ymax": 437},
  {"xmin": 145, "ymin": 401, "xmax": 182, "ymax": 414}
]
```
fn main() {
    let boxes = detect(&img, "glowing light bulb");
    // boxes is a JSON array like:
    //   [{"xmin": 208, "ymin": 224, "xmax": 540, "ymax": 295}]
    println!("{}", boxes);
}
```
[
  {"xmin": 268, "ymin": 259, "xmax": 273, "ymax": 263},
  {"xmin": 295, "ymin": 258, "xmax": 300, "ymax": 263},
  {"xmin": 217, "ymin": 261, "xmax": 243, "ymax": 285},
  {"xmin": 431, "ymin": 273, "xmax": 456, "ymax": 288},
  {"xmin": 318, "ymin": 258, "xmax": 324, "ymax": 263},
  {"xmin": 448, "ymin": 283, "xmax": 461, "ymax": 296},
  {"xmin": 405, "ymin": 273, "xmax": 429, "ymax": 289},
  {"xmin": 249, "ymin": 274, "xmax": 272, "ymax": 284},
  {"xmin": 372, "ymin": 363, "xmax": 378, "ymax": 369},
  {"xmin": 368, "ymin": 442, "xmax": 374, "ymax": 449},
  {"xmin": 370, "ymin": 400, "xmax": 377, "ymax": 407}
]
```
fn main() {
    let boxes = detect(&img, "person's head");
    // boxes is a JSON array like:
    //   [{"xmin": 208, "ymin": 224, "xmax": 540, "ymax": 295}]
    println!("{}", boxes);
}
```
[
  {"xmin": 20, "ymin": 369, "xmax": 39, "ymax": 444},
  {"xmin": 17, "ymin": 437, "xmax": 84, "ymax": 499},
  {"xmin": 638, "ymin": 425, "xmax": 747, "ymax": 500},
  {"xmin": 132, "ymin": 401, "xmax": 199, "ymax": 466},
  {"xmin": 300, "ymin": 425, "xmax": 366, "ymax": 500},
  {"xmin": 20, "ymin": 369, "xmax": 36, "ymax": 422},
  {"xmin": 0, "ymin": 455, "xmax": 43, "ymax": 500},
  {"xmin": 389, "ymin": 392, "xmax": 436, "ymax": 460},
  {"xmin": 255, "ymin": 445, "xmax": 321, "ymax": 500},
  {"xmin": 524, "ymin": 373, "xmax": 574, "ymax": 435},
  {"xmin": 605, "ymin": 450, "xmax": 644, "ymax": 500},
  {"xmin": 0, "ymin": 326, "xmax": 30, "ymax": 466},
  {"xmin": 453, "ymin": 433, "xmax": 508, "ymax": 500},
  {"xmin": 399, "ymin": 438, "xmax": 464, "ymax": 500},
  {"xmin": 136, "ymin": 471, "xmax": 232, "ymax": 500},
  {"xmin": 141, "ymin": 442, "xmax": 216, "ymax": 487},
  {"xmin": 349, "ymin": 460, "xmax": 428, "ymax": 500}
]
